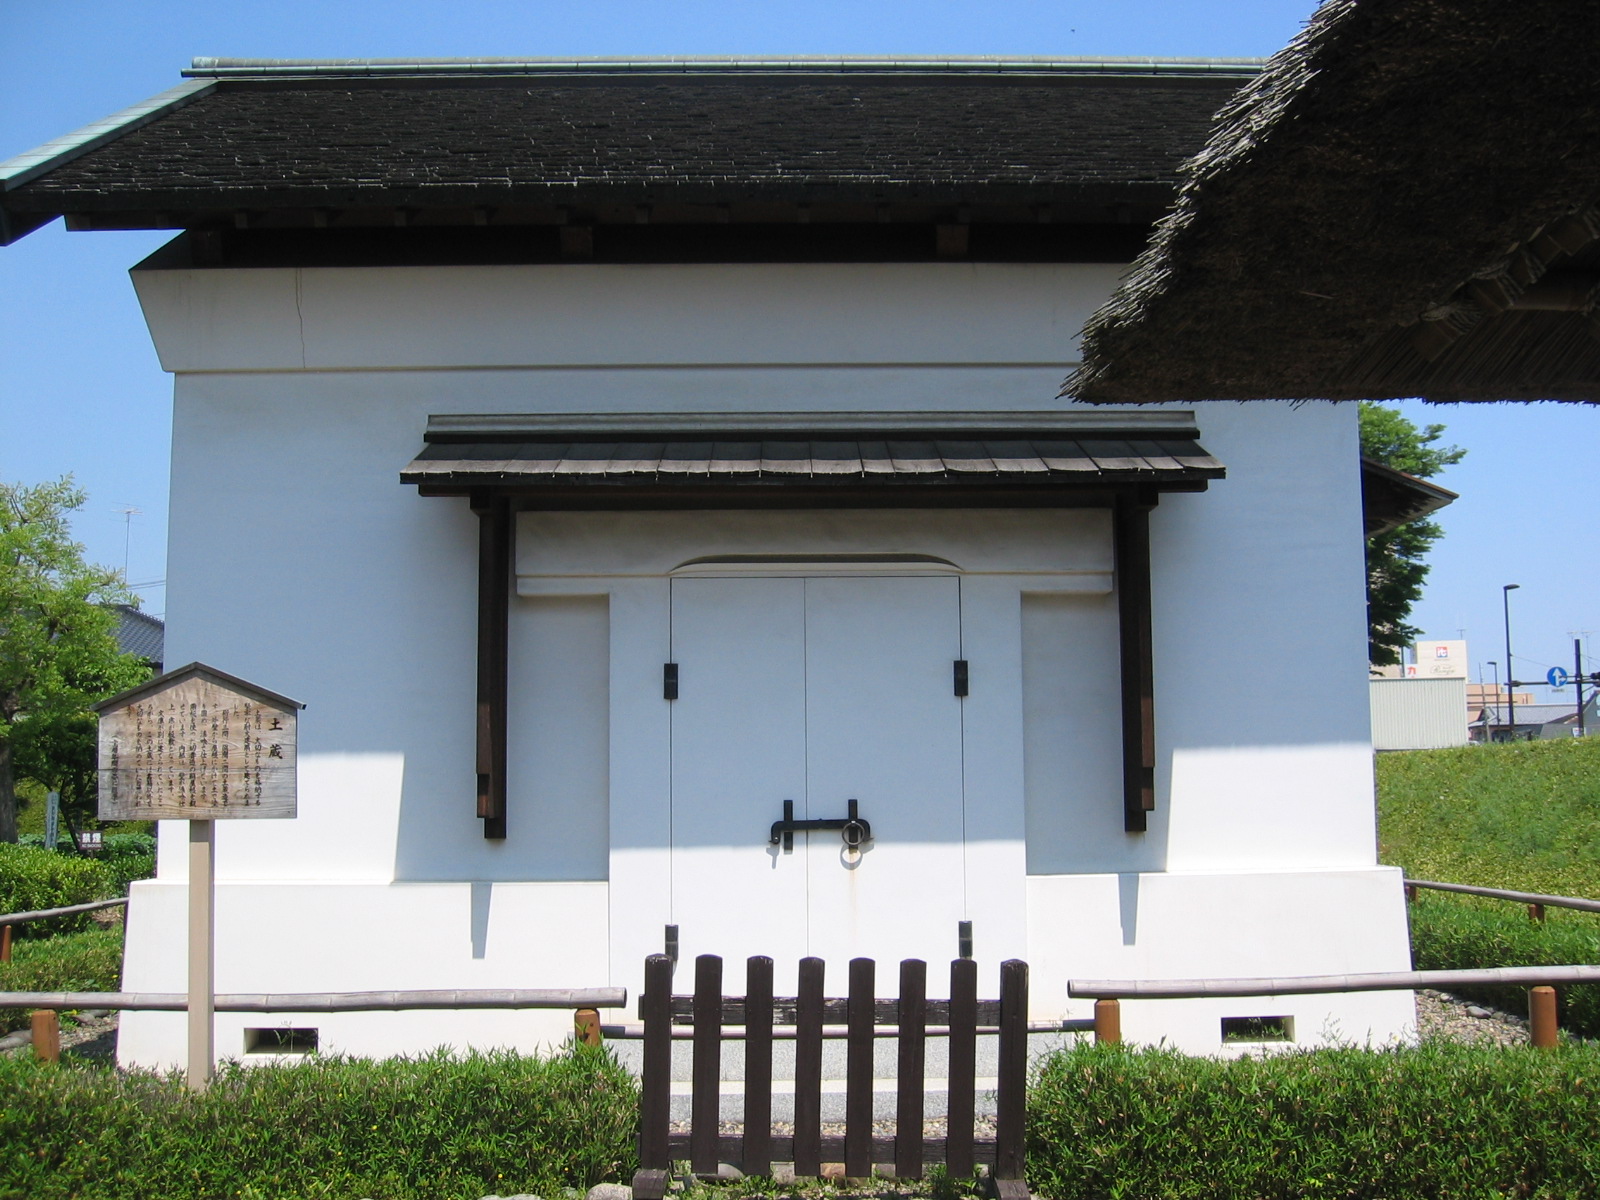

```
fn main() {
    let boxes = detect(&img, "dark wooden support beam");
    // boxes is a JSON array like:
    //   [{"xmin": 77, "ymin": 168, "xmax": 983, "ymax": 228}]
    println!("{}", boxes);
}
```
[
  {"xmin": 471, "ymin": 490, "xmax": 512, "ymax": 839},
  {"xmin": 1115, "ymin": 492, "xmax": 1157, "ymax": 833}
]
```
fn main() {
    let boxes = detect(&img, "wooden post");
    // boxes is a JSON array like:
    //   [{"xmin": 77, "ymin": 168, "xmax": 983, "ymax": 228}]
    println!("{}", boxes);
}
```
[
  {"xmin": 895, "ymin": 958, "xmax": 928, "ymax": 1181},
  {"xmin": 1529, "ymin": 903, "xmax": 1546, "ymax": 923},
  {"xmin": 633, "ymin": 954, "xmax": 674, "ymax": 1200},
  {"xmin": 743, "ymin": 956, "xmax": 775, "ymax": 1179},
  {"xmin": 1094, "ymin": 998, "xmax": 1121, "ymax": 1045},
  {"xmin": 188, "ymin": 819, "xmax": 215, "ymax": 1091},
  {"xmin": 690, "ymin": 954, "xmax": 723, "ymax": 1178},
  {"xmin": 844, "ymin": 957, "xmax": 875, "ymax": 1180},
  {"xmin": 1114, "ymin": 495, "xmax": 1157, "ymax": 833},
  {"xmin": 471, "ymin": 491, "xmax": 511, "ymax": 840},
  {"xmin": 0, "ymin": 923, "xmax": 11, "ymax": 964},
  {"xmin": 794, "ymin": 957, "xmax": 825, "ymax": 1178},
  {"xmin": 945, "ymin": 957, "xmax": 978, "ymax": 1180},
  {"xmin": 993, "ymin": 959, "xmax": 1029, "ymax": 1198},
  {"xmin": 31, "ymin": 1010, "xmax": 60, "ymax": 1063},
  {"xmin": 573, "ymin": 1008, "xmax": 601, "ymax": 1047},
  {"xmin": 1404, "ymin": 883, "xmax": 1418, "ymax": 903},
  {"xmin": 1529, "ymin": 985, "xmax": 1558, "ymax": 1048}
]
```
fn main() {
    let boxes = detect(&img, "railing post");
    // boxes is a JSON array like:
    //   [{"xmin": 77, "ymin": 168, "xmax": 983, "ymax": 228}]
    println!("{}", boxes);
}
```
[
  {"xmin": 1529, "ymin": 903, "xmax": 1546, "ymax": 923},
  {"xmin": 844, "ymin": 957, "xmax": 875, "ymax": 1180},
  {"xmin": 573, "ymin": 1007, "xmax": 601, "ymax": 1047},
  {"xmin": 793, "ymin": 957, "xmax": 825, "ymax": 1178},
  {"xmin": 993, "ymin": 959, "xmax": 1029, "ymax": 1199},
  {"xmin": 742, "ymin": 956, "xmax": 774, "ymax": 1178},
  {"xmin": 895, "ymin": 958, "xmax": 928, "ymax": 1181},
  {"xmin": 690, "ymin": 954, "xmax": 723, "ymax": 1178},
  {"xmin": 1404, "ymin": 883, "xmax": 1418, "ymax": 903},
  {"xmin": 0, "ymin": 923, "xmax": 11, "ymax": 964},
  {"xmin": 31, "ymin": 1010, "xmax": 60, "ymax": 1063},
  {"xmin": 633, "ymin": 953, "xmax": 675, "ymax": 1200},
  {"xmin": 1094, "ymin": 998, "xmax": 1121, "ymax": 1045},
  {"xmin": 945, "ymin": 957, "xmax": 978, "ymax": 1181},
  {"xmin": 1529, "ymin": 985, "xmax": 1558, "ymax": 1048}
]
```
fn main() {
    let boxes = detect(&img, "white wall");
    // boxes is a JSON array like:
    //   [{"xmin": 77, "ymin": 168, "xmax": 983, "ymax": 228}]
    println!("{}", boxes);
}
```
[
  {"xmin": 138, "ymin": 261, "xmax": 1108, "ymax": 887},
  {"xmin": 123, "ymin": 258, "xmax": 1402, "ymax": 1062}
]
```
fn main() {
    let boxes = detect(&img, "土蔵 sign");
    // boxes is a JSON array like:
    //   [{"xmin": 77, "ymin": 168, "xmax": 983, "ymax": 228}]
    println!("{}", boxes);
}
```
[{"xmin": 94, "ymin": 663, "xmax": 303, "ymax": 822}]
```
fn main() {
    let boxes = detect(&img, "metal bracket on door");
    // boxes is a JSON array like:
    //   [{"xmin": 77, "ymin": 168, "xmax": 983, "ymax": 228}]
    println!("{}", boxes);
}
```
[{"xmin": 769, "ymin": 799, "xmax": 873, "ymax": 852}]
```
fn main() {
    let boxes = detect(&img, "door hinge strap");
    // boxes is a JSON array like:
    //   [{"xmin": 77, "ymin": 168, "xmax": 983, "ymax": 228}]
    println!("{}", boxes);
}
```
[
  {"xmin": 954, "ymin": 659, "xmax": 969, "ymax": 697},
  {"xmin": 664, "ymin": 663, "xmax": 679, "ymax": 700}
]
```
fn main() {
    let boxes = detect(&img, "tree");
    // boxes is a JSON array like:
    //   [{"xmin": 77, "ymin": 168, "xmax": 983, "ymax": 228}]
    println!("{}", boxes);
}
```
[
  {"xmin": 0, "ymin": 479, "xmax": 149, "ymax": 842},
  {"xmin": 1359, "ymin": 403, "xmax": 1466, "ymax": 666}
]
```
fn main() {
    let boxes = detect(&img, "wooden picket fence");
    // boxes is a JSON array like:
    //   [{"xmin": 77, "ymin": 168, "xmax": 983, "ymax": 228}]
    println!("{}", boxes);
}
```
[{"xmin": 632, "ymin": 953, "xmax": 1031, "ymax": 1200}]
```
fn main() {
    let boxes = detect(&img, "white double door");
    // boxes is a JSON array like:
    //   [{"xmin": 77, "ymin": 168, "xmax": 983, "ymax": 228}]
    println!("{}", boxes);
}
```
[{"xmin": 669, "ymin": 574, "xmax": 967, "ymax": 987}]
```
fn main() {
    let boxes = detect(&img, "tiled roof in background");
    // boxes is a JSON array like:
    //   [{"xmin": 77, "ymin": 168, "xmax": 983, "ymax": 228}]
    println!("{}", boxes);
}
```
[{"xmin": 110, "ymin": 604, "xmax": 164, "ymax": 669}]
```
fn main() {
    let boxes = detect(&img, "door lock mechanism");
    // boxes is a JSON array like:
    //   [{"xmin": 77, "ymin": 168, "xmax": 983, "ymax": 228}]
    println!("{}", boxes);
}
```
[{"xmin": 769, "ymin": 798, "xmax": 873, "ymax": 852}]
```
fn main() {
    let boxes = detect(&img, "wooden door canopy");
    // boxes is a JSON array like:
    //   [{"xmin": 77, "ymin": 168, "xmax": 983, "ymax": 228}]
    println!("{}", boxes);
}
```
[{"xmin": 400, "ymin": 410, "xmax": 1224, "ymax": 506}]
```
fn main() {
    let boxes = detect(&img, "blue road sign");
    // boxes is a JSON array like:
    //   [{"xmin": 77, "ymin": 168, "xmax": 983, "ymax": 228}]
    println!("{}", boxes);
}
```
[{"xmin": 1548, "ymin": 666, "xmax": 1570, "ymax": 688}]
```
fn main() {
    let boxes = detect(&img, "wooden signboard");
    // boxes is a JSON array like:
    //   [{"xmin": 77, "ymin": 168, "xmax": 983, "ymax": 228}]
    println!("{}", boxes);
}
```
[
  {"xmin": 94, "ymin": 663, "xmax": 303, "ymax": 822},
  {"xmin": 94, "ymin": 663, "xmax": 304, "ymax": 1091}
]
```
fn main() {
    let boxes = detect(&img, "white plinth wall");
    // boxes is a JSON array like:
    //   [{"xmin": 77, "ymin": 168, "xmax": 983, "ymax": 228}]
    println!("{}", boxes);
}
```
[{"xmin": 116, "ymin": 260, "xmax": 1415, "ymax": 1067}]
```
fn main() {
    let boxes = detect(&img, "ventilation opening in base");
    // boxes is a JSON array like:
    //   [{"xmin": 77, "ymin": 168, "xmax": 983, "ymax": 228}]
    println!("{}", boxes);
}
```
[
  {"xmin": 244, "ymin": 1027, "xmax": 319, "ymax": 1055},
  {"xmin": 1221, "ymin": 1015, "xmax": 1294, "ymax": 1044}
]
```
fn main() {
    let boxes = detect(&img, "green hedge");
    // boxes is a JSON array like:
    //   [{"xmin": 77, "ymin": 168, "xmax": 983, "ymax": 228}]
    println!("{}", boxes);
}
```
[
  {"xmin": 13, "ymin": 833, "xmax": 153, "ymax": 897},
  {"xmin": 1027, "ymin": 1041, "xmax": 1600, "ymax": 1199},
  {"xmin": 0, "ymin": 844, "xmax": 116, "ymax": 936},
  {"xmin": 0, "ymin": 926, "xmax": 124, "ymax": 1034},
  {"xmin": 1409, "ymin": 893, "xmax": 1600, "ymax": 1036},
  {"xmin": 0, "ymin": 1046, "xmax": 638, "ymax": 1200}
]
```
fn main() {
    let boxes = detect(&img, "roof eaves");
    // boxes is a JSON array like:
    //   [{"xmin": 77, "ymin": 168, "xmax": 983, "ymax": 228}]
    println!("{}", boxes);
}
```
[
  {"xmin": 182, "ymin": 54, "xmax": 1264, "ymax": 81},
  {"xmin": 0, "ymin": 79, "xmax": 215, "ymax": 195}
]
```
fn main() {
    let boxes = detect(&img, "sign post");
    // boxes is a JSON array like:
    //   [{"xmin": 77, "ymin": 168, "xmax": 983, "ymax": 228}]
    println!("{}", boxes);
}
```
[{"xmin": 94, "ymin": 663, "xmax": 303, "ymax": 1090}]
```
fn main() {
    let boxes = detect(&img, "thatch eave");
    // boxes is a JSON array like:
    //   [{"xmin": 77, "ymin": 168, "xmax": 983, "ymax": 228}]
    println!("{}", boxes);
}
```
[{"xmin": 1067, "ymin": 0, "xmax": 1600, "ymax": 405}]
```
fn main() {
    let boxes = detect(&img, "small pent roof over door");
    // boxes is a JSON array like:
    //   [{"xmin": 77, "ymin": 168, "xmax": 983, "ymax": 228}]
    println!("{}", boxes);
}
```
[{"xmin": 401, "ymin": 411, "xmax": 1225, "ymax": 506}]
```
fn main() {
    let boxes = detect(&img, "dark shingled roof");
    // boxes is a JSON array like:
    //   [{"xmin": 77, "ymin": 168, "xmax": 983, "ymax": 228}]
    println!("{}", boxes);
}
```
[
  {"xmin": 1067, "ymin": 0, "xmax": 1600, "ymax": 404},
  {"xmin": 109, "ymin": 603, "xmax": 164, "ymax": 670},
  {"xmin": 0, "ymin": 58, "xmax": 1258, "ymax": 241}
]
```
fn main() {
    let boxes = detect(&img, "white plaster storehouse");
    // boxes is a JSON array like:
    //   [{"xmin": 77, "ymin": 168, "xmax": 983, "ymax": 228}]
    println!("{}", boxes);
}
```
[{"xmin": 0, "ymin": 56, "xmax": 1417, "ymax": 1066}]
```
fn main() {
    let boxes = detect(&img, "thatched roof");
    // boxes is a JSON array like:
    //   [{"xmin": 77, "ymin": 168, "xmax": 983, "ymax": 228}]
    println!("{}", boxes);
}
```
[{"xmin": 1068, "ymin": 0, "xmax": 1600, "ymax": 403}]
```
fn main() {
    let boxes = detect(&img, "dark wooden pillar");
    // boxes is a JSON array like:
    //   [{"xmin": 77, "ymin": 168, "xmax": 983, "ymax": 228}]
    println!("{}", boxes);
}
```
[
  {"xmin": 1115, "ymin": 491, "xmax": 1157, "ymax": 833},
  {"xmin": 471, "ymin": 490, "xmax": 511, "ymax": 839}
]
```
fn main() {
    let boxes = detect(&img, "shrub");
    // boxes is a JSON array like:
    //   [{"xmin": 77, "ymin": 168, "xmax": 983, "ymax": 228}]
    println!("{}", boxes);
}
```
[
  {"xmin": 0, "ymin": 926, "xmax": 124, "ymax": 1034},
  {"xmin": 0, "ymin": 1045, "xmax": 638, "ymax": 1200},
  {"xmin": 0, "ymin": 844, "xmax": 115, "ymax": 936},
  {"xmin": 1408, "ymin": 892, "xmax": 1600, "ymax": 1035},
  {"xmin": 1027, "ymin": 1040, "xmax": 1600, "ymax": 1199}
]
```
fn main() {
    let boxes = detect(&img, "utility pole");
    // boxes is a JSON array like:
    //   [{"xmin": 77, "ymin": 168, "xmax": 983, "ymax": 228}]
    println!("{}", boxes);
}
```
[
  {"xmin": 1578, "ymin": 638, "xmax": 1588, "ymax": 738},
  {"xmin": 1503, "ymin": 584, "xmax": 1520, "ymax": 742}
]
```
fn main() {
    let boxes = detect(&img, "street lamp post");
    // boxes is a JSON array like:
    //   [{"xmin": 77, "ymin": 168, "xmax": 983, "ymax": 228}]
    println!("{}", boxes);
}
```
[{"xmin": 1503, "ymin": 584, "xmax": 1521, "ymax": 743}]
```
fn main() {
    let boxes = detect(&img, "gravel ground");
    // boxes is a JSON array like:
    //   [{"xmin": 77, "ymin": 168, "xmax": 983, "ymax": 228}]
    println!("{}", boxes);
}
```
[{"xmin": 1413, "ymin": 987, "xmax": 1533, "ymax": 1046}]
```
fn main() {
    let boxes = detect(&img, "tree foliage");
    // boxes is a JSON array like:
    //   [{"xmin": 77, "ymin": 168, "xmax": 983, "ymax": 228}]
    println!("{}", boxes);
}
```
[
  {"xmin": 1360, "ymin": 403, "xmax": 1466, "ymax": 666},
  {"xmin": 0, "ymin": 479, "xmax": 150, "ymax": 842}
]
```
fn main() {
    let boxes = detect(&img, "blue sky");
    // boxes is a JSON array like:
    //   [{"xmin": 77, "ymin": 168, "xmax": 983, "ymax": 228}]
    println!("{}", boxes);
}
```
[{"xmin": 3, "ymin": 0, "xmax": 1596, "ymax": 696}]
